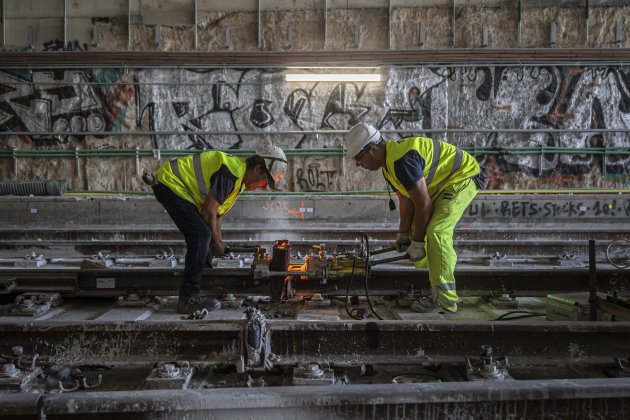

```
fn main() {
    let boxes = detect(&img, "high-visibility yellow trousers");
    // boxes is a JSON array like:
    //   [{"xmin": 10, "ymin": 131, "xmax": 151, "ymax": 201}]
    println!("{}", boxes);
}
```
[{"xmin": 415, "ymin": 178, "xmax": 479, "ymax": 312}]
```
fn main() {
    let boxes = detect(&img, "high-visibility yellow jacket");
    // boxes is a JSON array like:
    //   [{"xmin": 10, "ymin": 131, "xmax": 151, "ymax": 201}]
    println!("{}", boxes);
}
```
[
  {"xmin": 155, "ymin": 151, "xmax": 246, "ymax": 216},
  {"xmin": 382, "ymin": 137, "xmax": 480, "ymax": 199}
]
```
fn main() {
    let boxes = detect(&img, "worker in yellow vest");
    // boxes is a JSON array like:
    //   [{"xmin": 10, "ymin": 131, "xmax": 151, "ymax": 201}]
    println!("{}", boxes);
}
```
[
  {"xmin": 151, "ymin": 145, "xmax": 288, "ymax": 314},
  {"xmin": 345, "ymin": 123, "xmax": 488, "ymax": 313}
]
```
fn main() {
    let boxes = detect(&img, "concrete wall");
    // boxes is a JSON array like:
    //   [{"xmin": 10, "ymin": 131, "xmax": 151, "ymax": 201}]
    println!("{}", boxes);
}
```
[{"xmin": 0, "ymin": 1, "xmax": 629, "ymax": 192}]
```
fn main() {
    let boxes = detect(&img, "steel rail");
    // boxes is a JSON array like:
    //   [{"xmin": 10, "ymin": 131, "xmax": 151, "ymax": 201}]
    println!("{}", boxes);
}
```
[{"xmin": 0, "ymin": 265, "xmax": 623, "ymax": 297}]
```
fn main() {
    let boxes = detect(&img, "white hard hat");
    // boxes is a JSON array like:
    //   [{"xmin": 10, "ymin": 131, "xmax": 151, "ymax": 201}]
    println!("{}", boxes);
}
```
[
  {"xmin": 255, "ymin": 145, "xmax": 288, "ymax": 191},
  {"xmin": 345, "ymin": 123, "xmax": 381, "ymax": 158}
]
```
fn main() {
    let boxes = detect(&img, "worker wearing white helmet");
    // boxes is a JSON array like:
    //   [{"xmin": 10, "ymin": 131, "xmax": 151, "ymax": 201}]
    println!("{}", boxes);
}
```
[
  {"xmin": 345, "ymin": 123, "xmax": 488, "ymax": 313},
  {"xmin": 151, "ymin": 145, "xmax": 287, "ymax": 314}
]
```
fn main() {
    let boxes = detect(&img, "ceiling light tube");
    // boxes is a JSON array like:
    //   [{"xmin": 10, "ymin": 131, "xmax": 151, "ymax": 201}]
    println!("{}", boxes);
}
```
[{"xmin": 285, "ymin": 73, "xmax": 381, "ymax": 82}]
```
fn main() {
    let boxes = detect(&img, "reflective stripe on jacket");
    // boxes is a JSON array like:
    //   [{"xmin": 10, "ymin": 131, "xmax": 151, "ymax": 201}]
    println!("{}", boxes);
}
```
[
  {"xmin": 155, "ymin": 151, "xmax": 246, "ymax": 216},
  {"xmin": 382, "ymin": 137, "xmax": 480, "ymax": 199}
]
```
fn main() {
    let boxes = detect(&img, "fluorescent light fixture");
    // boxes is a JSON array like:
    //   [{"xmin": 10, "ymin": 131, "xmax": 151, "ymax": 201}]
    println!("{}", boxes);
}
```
[{"xmin": 285, "ymin": 73, "xmax": 381, "ymax": 82}]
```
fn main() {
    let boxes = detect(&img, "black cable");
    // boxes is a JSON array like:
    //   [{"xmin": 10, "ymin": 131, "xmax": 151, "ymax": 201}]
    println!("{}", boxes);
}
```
[
  {"xmin": 493, "ymin": 310, "xmax": 546, "ymax": 321},
  {"xmin": 362, "ymin": 233, "xmax": 383, "ymax": 320},
  {"xmin": 386, "ymin": 184, "xmax": 396, "ymax": 211},
  {"xmin": 605, "ymin": 238, "xmax": 629, "ymax": 269},
  {"xmin": 344, "ymin": 255, "xmax": 362, "ymax": 320}
]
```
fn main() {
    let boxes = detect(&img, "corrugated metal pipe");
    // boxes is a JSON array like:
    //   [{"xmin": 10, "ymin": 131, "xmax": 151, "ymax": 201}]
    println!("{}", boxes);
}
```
[{"xmin": 0, "ymin": 180, "xmax": 67, "ymax": 196}]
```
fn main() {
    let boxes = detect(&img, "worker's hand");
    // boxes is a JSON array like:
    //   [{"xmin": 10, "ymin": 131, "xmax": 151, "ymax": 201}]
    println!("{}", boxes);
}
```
[
  {"xmin": 395, "ymin": 231, "xmax": 411, "ymax": 252},
  {"xmin": 212, "ymin": 241, "xmax": 227, "ymax": 257},
  {"xmin": 406, "ymin": 240, "xmax": 426, "ymax": 262}
]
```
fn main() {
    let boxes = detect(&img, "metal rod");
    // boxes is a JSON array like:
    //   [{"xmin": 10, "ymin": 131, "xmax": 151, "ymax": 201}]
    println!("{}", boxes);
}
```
[
  {"xmin": 517, "ymin": 0, "xmax": 522, "ymax": 47},
  {"xmin": 135, "ymin": 146, "xmax": 140, "ymax": 176},
  {"xmin": 452, "ymin": 0, "xmax": 456, "ymax": 48},
  {"xmin": 588, "ymin": 239, "xmax": 597, "ymax": 321},
  {"xmin": 128, "ymin": 0, "xmax": 131, "ymax": 50},
  {"xmin": 584, "ymin": 0, "xmax": 589, "ymax": 47},
  {"xmin": 257, "ymin": 0, "xmax": 261, "ymax": 50},
  {"xmin": 194, "ymin": 0, "xmax": 198, "ymax": 50},
  {"xmin": 269, "ymin": 271, "xmax": 309, "ymax": 277},
  {"xmin": 482, "ymin": 25, "xmax": 489, "ymax": 48},
  {"xmin": 225, "ymin": 245, "xmax": 260, "ymax": 253},
  {"xmin": 2, "ymin": 128, "xmax": 630, "ymax": 137},
  {"xmin": 388, "ymin": 0, "xmax": 391, "ymax": 49},
  {"xmin": 63, "ymin": 0, "xmax": 67, "ymax": 47},
  {"xmin": 418, "ymin": 22, "xmax": 425, "ymax": 48},
  {"xmin": 369, "ymin": 246, "xmax": 397, "ymax": 256},
  {"xmin": 287, "ymin": 23, "xmax": 293, "ymax": 49},
  {"xmin": 370, "ymin": 254, "xmax": 409, "ymax": 266},
  {"xmin": 323, "ymin": 0, "xmax": 327, "ymax": 50},
  {"xmin": 12, "ymin": 147, "xmax": 17, "ymax": 178},
  {"xmin": 224, "ymin": 27, "xmax": 231, "ymax": 49},
  {"xmin": 2, "ymin": 0, "xmax": 5, "ymax": 49},
  {"xmin": 75, "ymin": 146, "xmax": 80, "ymax": 179},
  {"xmin": 27, "ymin": 26, "xmax": 33, "ymax": 49},
  {"xmin": 92, "ymin": 23, "xmax": 99, "ymax": 46}
]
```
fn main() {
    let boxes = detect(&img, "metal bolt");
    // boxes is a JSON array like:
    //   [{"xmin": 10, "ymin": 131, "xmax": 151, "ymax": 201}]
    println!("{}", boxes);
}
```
[
  {"xmin": 19, "ymin": 299, "xmax": 34, "ymax": 308},
  {"xmin": 158, "ymin": 363, "xmax": 180, "ymax": 378},
  {"xmin": 0, "ymin": 364, "xmax": 20, "ymax": 378},
  {"xmin": 480, "ymin": 345, "xmax": 493, "ymax": 359},
  {"xmin": 302, "ymin": 363, "xmax": 324, "ymax": 379}
]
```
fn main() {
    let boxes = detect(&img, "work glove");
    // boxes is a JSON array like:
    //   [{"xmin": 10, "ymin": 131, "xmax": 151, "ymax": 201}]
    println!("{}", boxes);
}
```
[
  {"xmin": 395, "ymin": 231, "xmax": 411, "ymax": 252},
  {"xmin": 406, "ymin": 240, "xmax": 426, "ymax": 262},
  {"xmin": 212, "ymin": 241, "xmax": 227, "ymax": 257}
]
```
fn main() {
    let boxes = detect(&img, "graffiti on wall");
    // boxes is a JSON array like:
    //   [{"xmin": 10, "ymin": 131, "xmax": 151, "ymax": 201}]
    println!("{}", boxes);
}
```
[
  {"xmin": 466, "ymin": 198, "xmax": 630, "ymax": 219},
  {"xmin": 1, "ymin": 65, "xmax": 629, "ymax": 189},
  {"xmin": 42, "ymin": 39, "xmax": 89, "ymax": 52},
  {"xmin": 0, "ymin": 69, "xmax": 108, "ymax": 143},
  {"xmin": 295, "ymin": 161, "xmax": 338, "ymax": 192}
]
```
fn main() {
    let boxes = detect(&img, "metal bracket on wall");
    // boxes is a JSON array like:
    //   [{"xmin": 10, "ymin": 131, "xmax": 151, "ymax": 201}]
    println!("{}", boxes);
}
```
[
  {"xmin": 286, "ymin": 23, "xmax": 293, "ymax": 49},
  {"xmin": 75, "ymin": 147, "xmax": 80, "ymax": 180},
  {"xmin": 550, "ymin": 21, "xmax": 558, "ymax": 48},
  {"xmin": 193, "ymin": 0, "xmax": 198, "ymax": 50},
  {"xmin": 517, "ymin": 0, "xmax": 522, "ymax": 47},
  {"xmin": 584, "ymin": 0, "xmax": 589, "ymax": 47},
  {"xmin": 418, "ymin": 22, "xmax": 426, "ymax": 48},
  {"xmin": 91, "ymin": 23, "xmax": 100, "ymax": 47},
  {"xmin": 26, "ymin": 26, "xmax": 34, "ymax": 50},
  {"xmin": 1, "ymin": 0, "xmax": 5, "ymax": 49},
  {"xmin": 224, "ymin": 27, "xmax": 231, "ymax": 50},
  {"xmin": 63, "ymin": 0, "xmax": 67, "ymax": 48},
  {"xmin": 127, "ymin": 0, "xmax": 131, "ymax": 50},
  {"xmin": 616, "ymin": 19, "xmax": 623, "ymax": 48},
  {"xmin": 154, "ymin": 24, "xmax": 161, "ymax": 49},
  {"xmin": 354, "ymin": 26, "xmax": 360, "ymax": 48},
  {"xmin": 482, "ymin": 24, "xmax": 489, "ymax": 48}
]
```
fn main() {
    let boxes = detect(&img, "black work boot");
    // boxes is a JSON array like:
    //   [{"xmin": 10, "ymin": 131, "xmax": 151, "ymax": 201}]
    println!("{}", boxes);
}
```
[{"xmin": 176, "ymin": 295, "xmax": 221, "ymax": 314}]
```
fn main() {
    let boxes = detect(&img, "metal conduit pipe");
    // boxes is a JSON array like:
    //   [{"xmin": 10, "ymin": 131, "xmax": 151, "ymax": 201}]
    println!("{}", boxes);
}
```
[
  {"xmin": 1, "ymin": 129, "xmax": 630, "ymax": 137},
  {"xmin": 0, "ymin": 180, "xmax": 67, "ymax": 196},
  {"xmin": 1, "ymin": 50, "xmax": 630, "ymax": 69},
  {"xmin": 0, "ymin": 147, "xmax": 627, "ymax": 161},
  {"xmin": 64, "ymin": 188, "xmax": 630, "ymax": 196}
]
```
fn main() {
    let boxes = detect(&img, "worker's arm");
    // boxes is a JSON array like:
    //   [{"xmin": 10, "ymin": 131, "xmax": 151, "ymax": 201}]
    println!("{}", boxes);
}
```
[
  {"xmin": 199, "ymin": 190, "xmax": 226, "ymax": 257},
  {"xmin": 406, "ymin": 177, "xmax": 433, "ymax": 242},
  {"xmin": 397, "ymin": 192, "xmax": 414, "ymax": 234}
]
